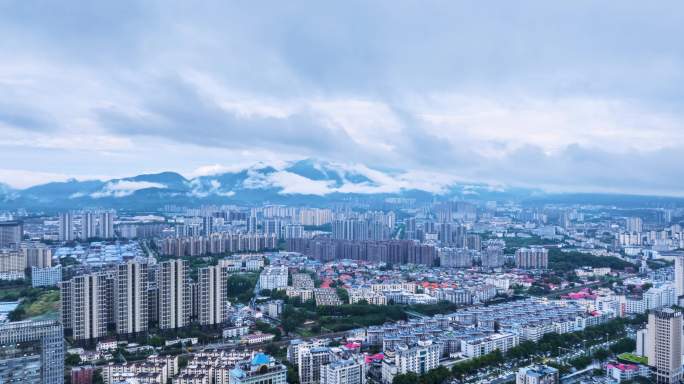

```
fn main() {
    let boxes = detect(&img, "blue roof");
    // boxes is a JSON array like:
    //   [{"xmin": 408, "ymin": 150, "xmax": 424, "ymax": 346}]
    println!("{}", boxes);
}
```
[
  {"xmin": 230, "ymin": 367, "xmax": 246, "ymax": 378},
  {"xmin": 251, "ymin": 353, "xmax": 271, "ymax": 366}
]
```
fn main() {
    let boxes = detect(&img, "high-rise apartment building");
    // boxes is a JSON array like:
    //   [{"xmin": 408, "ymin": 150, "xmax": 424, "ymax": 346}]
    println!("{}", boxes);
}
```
[
  {"xmin": 0, "ymin": 320, "xmax": 64, "ymax": 384},
  {"xmin": 322, "ymin": 358, "xmax": 366, "ymax": 384},
  {"xmin": 647, "ymin": 308, "xmax": 682, "ymax": 384},
  {"xmin": 59, "ymin": 212, "xmax": 74, "ymax": 241},
  {"xmin": 248, "ymin": 216, "xmax": 258, "ymax": 234},
  {"xmin": 332, "ymin": 219, "xmax": 368, "ymax": 241},
  {"xmin": 60, "ymin": 273, "xmax": 110, "ymax": 340},
  {"xmin": 99, "ymin": 211, "xmax": 114, "ymax": 238},
  {"xmin": 674, "ymin": 256, "xmax": 684, "ymax": 297},
  {"xmin": 438, "ymin": 247, "xmax": 473, "ymax": 268},
  {"xmin": 482, "ymin": 245, "xmax": 505, "ymax": 268},
  {"xmin": 22, "ymin": 243, "xmax": 52, "ymax": 268},
  {"xmin": 515, "ymin": 247, "xmax": 548, "ymax": 269},
  {"xmin": 159, "ymin": 259, "xmax": 191, "ymax": 329},
  {"xmin": 198, "ymin": 265, "xmax": 229, "ymax": 325},
  {"xmin": 0, "ymin": 249, "xmax": 25, "ymax": 280},
  {"xmin": 627, "ymin": 217, "xmax": 643, "ymax": 233},
  {"xmin": 381, "ymin": 340, "xmax": 440, "ymax": 384},
  {"xmin": 284, "ymin": 224, "xmax": 305, "ymax": 239},
  {"xmin": 404, "ymin": 218, "xmax": 417, "ymax": 240},
  {"xmin": 299, "ymin": 347, "xmax": 333, "ymax": 384},
  {"xmin": 82, "ymin": 212, "xmax": 96, "ymax": 239},
  {"xmin": 264, "ymin": 219, "xmax": 282, "ymax": 238},
  {"xmin": 115, "ymin": 260, "xmax": 149, "ymax": 335},
  {"xmin": 0, "ymin": 220, "xmax": 23, "ymax": 249}
]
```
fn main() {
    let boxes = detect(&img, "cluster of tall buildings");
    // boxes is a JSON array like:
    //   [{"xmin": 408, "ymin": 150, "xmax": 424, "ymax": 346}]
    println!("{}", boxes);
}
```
[
  {"xmin": 156, "ymin": 232, "xmax": 278, "ymax": 256},
  {"xmin": 514, "ymin": 247, "xmax": 549, "ymax": 269},
  {"xmin": 288, "ymin": 238, "xmax": 437, "ymax": 266},
  {"xmin": 332, "ymin": 218, "xmax": 392, "ymax": 242},
  {"xmin": 59, "ymin": 211, "xmax": 115, "ymax": 241},
  {"xmin": 0, "ymin": 242, "xmax": 52, "ymax": 281},
  {"xmin": 60, "ymin": 258, "xmax": 242, "ymax": 340}
]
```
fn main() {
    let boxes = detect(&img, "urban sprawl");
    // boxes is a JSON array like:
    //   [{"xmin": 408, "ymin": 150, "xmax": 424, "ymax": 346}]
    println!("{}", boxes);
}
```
[{"xmin": 2, "ymin": 202, "xmax": 684, "ymax": 384}]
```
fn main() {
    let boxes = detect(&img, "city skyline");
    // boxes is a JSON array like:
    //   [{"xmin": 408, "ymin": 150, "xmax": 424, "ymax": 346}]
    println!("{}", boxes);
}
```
[{"xmin": 1, "ymin": 2, "xmax": 684, "ymax": 195}]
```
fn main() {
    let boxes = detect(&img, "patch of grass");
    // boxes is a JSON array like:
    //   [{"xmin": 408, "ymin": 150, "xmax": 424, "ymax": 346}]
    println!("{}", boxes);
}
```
[
  {"xmin": 617, "ymin": 352, "xmax": 648, "ymax": 365},
  {"xmin": 9, "ymin": 289, "xmax": 60, "ymax": 320},
  {"xmin": 25, "ymin": 290, "xmax": 60, "ymax": 317}
]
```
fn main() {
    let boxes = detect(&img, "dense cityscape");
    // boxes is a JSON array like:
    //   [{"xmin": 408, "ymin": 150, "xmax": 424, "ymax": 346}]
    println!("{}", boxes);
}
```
[
  {"xmin": 2, "ymin": 199, "xmax": 684, "ymax": 384},
  {"xmin": 2, "ymin": 1, "xmax": 683, "ymax": 384}
]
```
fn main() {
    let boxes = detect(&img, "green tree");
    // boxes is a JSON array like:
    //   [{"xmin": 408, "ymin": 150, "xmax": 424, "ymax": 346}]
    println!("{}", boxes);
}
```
[
  {"xmin": 393, "ymin": 372, "xmax": 419, "ymax": 384},
  {"xmin": 65, "ymin": 353, "xmax": 81, "ymax": 366}
]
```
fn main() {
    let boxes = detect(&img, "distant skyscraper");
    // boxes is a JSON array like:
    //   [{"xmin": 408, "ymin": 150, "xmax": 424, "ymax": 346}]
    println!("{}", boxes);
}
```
[
  {"xmin": 439, "ymin": 247, "xmax": 473, "ymax": 268},
  {"xmin": 158, "ymin": 259, "xmax": 190, "ymax": 329},
  {"xmin": 198, "ymin": 265, "xmax": 229, "ymax": 325},
  {"xmin": 264, "ymin": 219, "xmax": 282, "ymax": 238},
  {"xmin": 283, "ymin": 224, "xmax": 304, "ymax": 239},
  {"xmin": 60, "ymin": 273, "xmax": 109, "ymax": 340},
  {"xmin": 405, "ymin": 218, "xmax": 417, "ymax": 240},
  {"xmin": 115, "ymin": 260, "xmax": 148, "ymax": 335},
  {"xmin": 82, "ymin": 212, "xmax": 96, "ymax": 239},
  {"xmin": 332, "ymin": 219, "xmax": 368, "ymax": 241},
  {"xmin": 0, "ymin": 220, "xmax": 23, "ymax": 249},
  {"xmin": 647, "ymin": 308, "xmax": 682, "ymax": 384},
  {"xmin": 59, "ymin": 212, "xmax": 74, "ymax": 241},
  {"xmin": 674, "ymin": 256, "xmax": 684, "ymax": 297},
  {"xmin": 482, "ymin": 245, "xmax": 505, "ymax": 268},
  {"xmin": 368, "ymin": 221, "xmax": 388, "ymax": 241},
  {"xmin": 0, "ymin": 320, "xmax": 64, "ymax": 384},
  {"xmin": 438, "ymin": 222, "xmax": 453, "ymax": 245},
  {"xmin": 99, "ymin": 211, "xmax": 114, "ymax": 238},
  {"xmin": 627, "ymin": 217, "xmax": 643, "ymax": 233},
  {"xmin": 515, "ymin": 247, "xmax": 548, "ymax": 269},
  {"xmin": 22, "ymin": 243, "xmax": 52, "ymax": 268},
  {"xmin": 248, "ymin": 215, "xmax": 258, "ymax": 234},
  {"xmin": 202, "ymin": 215, "xmax": 214, "ymax": 235}
]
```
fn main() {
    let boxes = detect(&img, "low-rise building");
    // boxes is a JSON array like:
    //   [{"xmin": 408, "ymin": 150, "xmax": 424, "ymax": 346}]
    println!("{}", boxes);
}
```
[
  {"xmin": 381, "ymin": 340, "xmax": 440, "ymax": 384},
  {"xmin": 31, "ymin": 265, "xmax": 62, "ymax": 287},
  {"xmin": 461, "ymin": 332, "xmax": 519, "ymax": 358},
  {"xmin": 605, "ymin": 363, "xmax": 650, "ymax": 383},
  {"xmin": 229, "ymin": 353, "xmax": 287, "ymax": 384},
  {"xmin": 516, "ymin": 365, "xmax": 559, "ymax": 384}
]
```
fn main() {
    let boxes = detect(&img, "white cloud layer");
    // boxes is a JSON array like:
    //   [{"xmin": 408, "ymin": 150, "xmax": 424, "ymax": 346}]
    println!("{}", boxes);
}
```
[
  {"xmin": 0, "ymin": 1, "xmax": 683, "ymax": 195},
  {"xmin": 91, "ymin": 180, "xmax": 166, "ymax": 198}
]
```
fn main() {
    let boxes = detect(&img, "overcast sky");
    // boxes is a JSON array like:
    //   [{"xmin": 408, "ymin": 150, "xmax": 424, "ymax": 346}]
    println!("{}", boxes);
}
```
[{"xmin": 1, "ymin": 1, "xmax": 683, "ymax": 195}]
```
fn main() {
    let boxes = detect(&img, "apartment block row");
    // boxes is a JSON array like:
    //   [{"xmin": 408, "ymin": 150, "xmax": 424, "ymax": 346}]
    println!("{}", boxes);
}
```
[
  {"xmin": 60, "ymin": 259, "xmax": 241, "ymax": 340},
  {"xmin": 157, "ymin": 232, "xmax": 277, "ymax": 257}
]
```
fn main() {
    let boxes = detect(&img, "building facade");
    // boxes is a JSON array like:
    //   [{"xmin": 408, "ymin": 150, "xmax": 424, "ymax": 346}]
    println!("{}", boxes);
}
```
[
  {"xmin": 0, "ymin": 320, "xmax": 64, "ymax": 384},
  {"xmin": 159, "ymin": 259, "xmax": 191, "ymax": 329}
]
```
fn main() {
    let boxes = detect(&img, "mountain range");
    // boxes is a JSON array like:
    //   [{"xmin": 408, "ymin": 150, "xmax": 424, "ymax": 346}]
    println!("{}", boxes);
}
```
[{"xmin": 0, "ymin": 159, "xmax": 681, "ymax": 211}]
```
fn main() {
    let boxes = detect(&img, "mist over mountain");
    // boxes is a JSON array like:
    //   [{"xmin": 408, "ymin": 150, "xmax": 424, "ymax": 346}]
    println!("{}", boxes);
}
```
[{"xmin": 1, "ymin": 159, "xmax": 682, "ymax": 212}]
